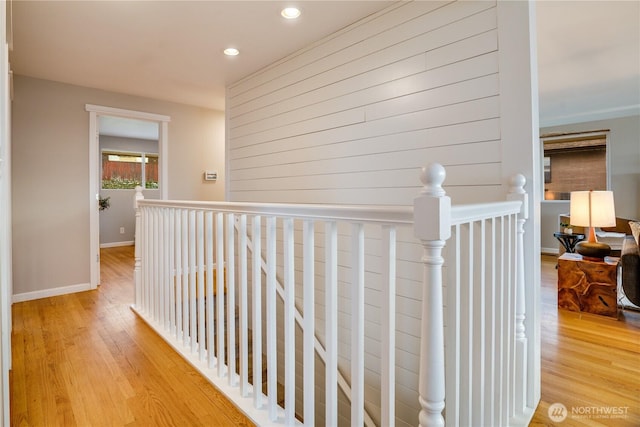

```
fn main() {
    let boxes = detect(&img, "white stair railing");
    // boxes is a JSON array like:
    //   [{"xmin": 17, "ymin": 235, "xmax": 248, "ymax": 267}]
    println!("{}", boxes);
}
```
[
  {"xmin": 237, "ymin": 224, "xmax": 377, "ymax": 426},
  {"xmin": 132, "ymin": 163, "xmax": 532, "ymax": 426},
  {"xmin": 416, "ymin": 164, "xmax": 530, "ymax": 427}
]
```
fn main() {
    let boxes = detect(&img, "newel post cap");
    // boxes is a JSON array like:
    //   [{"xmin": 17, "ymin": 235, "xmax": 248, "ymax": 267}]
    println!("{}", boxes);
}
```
[
  {"xmin": 507, "ymin": 174, "xmax": 529, "ymax": 220},
  {"xmin": 414, "ymin": 163, "xmax": 451, "ymax": 241},
  {"xmin": 134, "ymin": 186, "xmax": 144, "ymax": 209}
]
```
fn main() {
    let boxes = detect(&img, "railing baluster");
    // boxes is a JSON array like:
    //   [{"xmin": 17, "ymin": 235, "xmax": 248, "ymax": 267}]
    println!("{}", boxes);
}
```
[
  {"xmin": 181, "ymin": 209, "xmax": 189, "ymax": 348},
  {"xmin": 174, "ymin": 209, "xmax": 183, "ymax": 342},
  {"xmin": 149, "ymin": 208, "xmax": 154, "ymax": 317},
  {"xmin": 143, "ymin": 211, "xmax": 149, "ymax": 314},
  {"xmin": 283, "ymin": 218, "xmax": 295, "ymax": 425},
  {"xmin": 496, "ymin": 215, "xmax": 506, "ymax": 425},
  {"xmin": 216, "ymin": 212, "xmax": 225, "ymax": 378},
  {"xmin": 445, "ymin": 224, "xmax": 461, "ymax": 427},
  {"xmin": 473, "ymin": 220, "xmax": 486, "ymax": 424},
  {"xmin": 461, "ymin": 223, "xmax": 472, "ymax": 426},
  {"xmin": 197, "ymin": 211, "xmax": 206, "ymax": 361},
  {"xmin": 381, "ymin": 225, "xmax": 396, "ymax": 426},
  {"xmin": 238, "ymin": 214, "xmax": 249, "ymax": 397},
  {"xmin": 252, "ymin": 215, "xmax": 262, "ymax": 409},
  {"xmin": 169, "ymin": 209, "xmax": 176, "ymax": 336},
  {"xmin": 160, "ymin": 209, "xmax": 168, "ymax": 330},
  {"xmin": 350, "ymin": 222, "xmax": 364, "ymax": 426},
  {"xmin": 205, "ymin": 211, "xmax": 214, "ymax": 369},
  {"xmin": 226, "ymin": 213, "xmax": 237, "ymax": 387},
  {"xmin": 495, "ymin": 217, "xmax": 502, "ymax": 425},
  {"xmin": 303, "ymin": 219, "xmax": 315, "ymax": 426},
  {"xmin": 485, "ymin": 217, "xmax": 497, "ymax": 426},
  {"xmin": 506, "ymin": 214, "xmax": 514, "ymax": 419},
  {"xmin": 162, "ymin": 208, "xmax": 169, "ymax": 328},
  {"xmin": 133, "ymin": 187, "xmax": 143, "ymax": 311},
  {"xmin": 147, "ymin": 207, "xmax": 153, "ymax": 317},
  {"xmin": 158, "ymin": 209, "xmax": 164, "ymax": 327},
  {"xmin": 158, "ymin": 208, "xmax": 165, "ymax": 322},
  {"xmin": 140, "ymin": 206, "xmax": 146, "ymax": 313},
  {"xmin": 189, "ymin": 209, "xmax": 197, "ymax": 354},
  {"xmin": 266, "ymin": 216, "xmax": 277, "ymax": 421},
  {"xmin": 151, "ymin": 207, "xmax": 159, "ymax": 321},
  {"xmin": 324, "ymin": 221, "xmax": 338, "ymax": 426}
]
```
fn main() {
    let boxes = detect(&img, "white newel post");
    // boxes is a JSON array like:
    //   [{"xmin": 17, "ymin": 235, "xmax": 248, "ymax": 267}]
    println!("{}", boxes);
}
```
[
  {"xmin": 413, "ymin": 163, "xmax": 451, "ymax": 427},
  {"xmin": 507, "ymin": 174, "xmax": 528, "ymax": 415},
  {"xmin": 134, "ymin": 186, "xmax": 145, "ymax": 309}
]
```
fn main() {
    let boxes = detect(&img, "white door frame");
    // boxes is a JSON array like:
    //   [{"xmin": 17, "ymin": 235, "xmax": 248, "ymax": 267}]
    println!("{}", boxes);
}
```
[
  {"xmin": 1, "ymin": 2, "xmax": 13, "ymax": 423},
  {"xmin": 85, "ymin": 104, "xmax": 170, "ymax": 288}
]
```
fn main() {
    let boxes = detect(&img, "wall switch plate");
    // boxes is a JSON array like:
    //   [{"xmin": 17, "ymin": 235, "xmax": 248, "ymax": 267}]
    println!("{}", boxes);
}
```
[
  {"xmin": 120, "ymin": 227, "xmax": 125, "ymax": 234},
  {"xmin": 204, "ymin": 171, "xmax": 217, "ymax": 181}
]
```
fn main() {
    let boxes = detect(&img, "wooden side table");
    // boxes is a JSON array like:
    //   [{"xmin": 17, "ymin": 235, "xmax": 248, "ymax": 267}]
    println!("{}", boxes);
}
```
[{"xmin": 557, "ymin": 253, "xmax": 619, "ymax": 318}]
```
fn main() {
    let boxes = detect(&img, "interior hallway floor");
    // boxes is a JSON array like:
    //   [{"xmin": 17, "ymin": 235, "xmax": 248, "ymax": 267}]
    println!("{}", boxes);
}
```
[
  {"xmin": 10, "ymin": 245, "xmax": 253, "ymax": 426},
  {"xmin": 530, "ymin": 254, "xmax": 640, "ymax": 426},
  {"xmin": 8, "ymin": 248, "xmax": 640, "ymax": 426}
]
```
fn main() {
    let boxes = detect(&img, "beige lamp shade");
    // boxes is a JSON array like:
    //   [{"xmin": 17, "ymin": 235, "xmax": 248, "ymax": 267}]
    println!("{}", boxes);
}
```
[{"xmin": 570, "ymin": 190, "xmax": 616, "ymax": 227}]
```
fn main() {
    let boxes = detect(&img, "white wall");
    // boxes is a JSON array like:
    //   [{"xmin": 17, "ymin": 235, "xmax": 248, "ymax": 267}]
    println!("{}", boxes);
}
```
[
  {"xmin": 11, "ymin": 76, "xmax": 225, "ymax": 299},
  {"xmin": 226, "ymin": 1, "xmax": 539, "ymax": 425},
  {"xmin": 540, "ymin": 114, "xmax": 640, "ymax": 253}
]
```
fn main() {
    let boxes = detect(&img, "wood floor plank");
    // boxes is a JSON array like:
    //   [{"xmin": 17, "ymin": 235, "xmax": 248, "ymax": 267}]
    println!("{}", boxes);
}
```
[{"xmin": 10, "ymin": 305, "xmax": 29, "ymax": 425}]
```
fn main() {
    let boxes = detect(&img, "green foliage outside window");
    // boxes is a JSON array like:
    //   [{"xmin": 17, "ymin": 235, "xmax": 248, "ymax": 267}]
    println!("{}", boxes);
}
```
[{"xmin": 101, "ymin": 151, "xmax": 158, "ymax": 190}]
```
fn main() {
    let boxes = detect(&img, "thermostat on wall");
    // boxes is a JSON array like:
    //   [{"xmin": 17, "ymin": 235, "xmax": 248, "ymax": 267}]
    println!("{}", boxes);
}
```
[{"xmin": 204, "ymin": 171, "xmax": 218, "ymax": 181}]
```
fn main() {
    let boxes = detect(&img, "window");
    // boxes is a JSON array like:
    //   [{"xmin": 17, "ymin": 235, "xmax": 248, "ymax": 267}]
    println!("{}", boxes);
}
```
[
  {"xmin": 541, "ymin": 131, "xmax": 609, "ymax": 201},
  {"xmin": 101, "ymin": 151, "xmax": 159, "ymax": 189}
]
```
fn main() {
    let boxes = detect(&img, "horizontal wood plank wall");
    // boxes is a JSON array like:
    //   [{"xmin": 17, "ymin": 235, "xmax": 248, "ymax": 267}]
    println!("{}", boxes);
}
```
[
  {"xmin": 227, "ymin": 1, "xmax": 502, "ymax": 425},
  {"xmin": 228, "ymin": 0, "xmax": 502, "ymax": 206}
]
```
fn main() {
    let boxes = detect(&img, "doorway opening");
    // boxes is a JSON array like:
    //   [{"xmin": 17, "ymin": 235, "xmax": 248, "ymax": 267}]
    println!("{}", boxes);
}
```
[
  {"xmin": 86, "ymin": 105, "xmax": 170, "ymax": 288},
  {"xmin": 99, "ymin": 116, "xmax": 159, "ymax": 250}
]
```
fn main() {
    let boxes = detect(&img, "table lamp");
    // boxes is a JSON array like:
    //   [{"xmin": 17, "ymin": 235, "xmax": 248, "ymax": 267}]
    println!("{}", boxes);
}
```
[{"xmin": 569, "ymin": 190, "xmax": 616, "ymax": 260}]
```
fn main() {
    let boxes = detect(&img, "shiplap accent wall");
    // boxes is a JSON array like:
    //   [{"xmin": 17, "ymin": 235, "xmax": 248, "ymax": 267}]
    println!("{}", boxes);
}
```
[
  {"xmin": 227, "ymin": 1, "xmax": 520, "ymax": 425},
  {"xmin": 228, "ymin": 0, "xmax": 504, "ymax": 206}
]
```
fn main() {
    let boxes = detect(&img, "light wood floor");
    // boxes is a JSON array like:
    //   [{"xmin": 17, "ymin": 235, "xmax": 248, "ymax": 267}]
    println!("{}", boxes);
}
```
[
  {"xmin": 10, "ymin": 249, "xmax": 640, "ymax": 426},
  {"xmin": 10, "ymin": 245, "xmax": 254, "ymax": 427},
  {"xmin": 530, "ymin": 255, "xmax": 640, "ymax": 426}
]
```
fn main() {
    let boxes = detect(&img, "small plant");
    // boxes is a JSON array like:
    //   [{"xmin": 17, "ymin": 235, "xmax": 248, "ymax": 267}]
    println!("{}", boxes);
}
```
[
  {"xmin": 99, "ymin": 196, "xmax": 111, "ymax": 211},
  {"xmin": 102, "ymin": 177, "xmax": 142, "ymax": 189},
  {"xmin": 560, "ymin": 221, "xmax": 573, "ymax": 234}
]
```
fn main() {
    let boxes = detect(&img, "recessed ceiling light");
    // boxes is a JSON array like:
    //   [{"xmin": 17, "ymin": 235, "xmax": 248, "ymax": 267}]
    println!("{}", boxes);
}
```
[
  {"xmin": 223, "ymin": 48, "xmax": 239, "ymax": 56},
  {"xmin": 281, "ymin": 7, "xmax": 301, "ymax": 19}
]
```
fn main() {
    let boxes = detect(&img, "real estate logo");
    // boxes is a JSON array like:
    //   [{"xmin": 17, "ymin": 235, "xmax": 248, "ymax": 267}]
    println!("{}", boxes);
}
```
[
  {"xmin": 548, "ymin": 403, "xmax": 630, "ymax": 423},
  {"xmin": 548, "ymin": 402, "xmax": 568, "ymax": 422}
]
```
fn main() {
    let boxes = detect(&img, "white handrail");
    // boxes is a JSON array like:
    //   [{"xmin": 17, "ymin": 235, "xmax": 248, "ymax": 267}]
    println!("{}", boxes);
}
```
[
  {"xmin": 451, "ymin": 201, "xmax": 522, "ymax": 225},
  {"xmin": 137, "ymin": 199, "xmax": 413, "ymax": 225}
]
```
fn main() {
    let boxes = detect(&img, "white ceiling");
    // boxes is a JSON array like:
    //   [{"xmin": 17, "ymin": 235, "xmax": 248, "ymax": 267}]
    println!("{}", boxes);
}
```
[
  {"xmin": 8, "ymin": 1, "xmax": 640, "ymax": 128},
  {"xmin": 9, "ymin": 0, "xmax": 392, "ymax": 112},
  {"xmin": 536, "ymin": 0, "xmax": 640, "ymax": 126}
]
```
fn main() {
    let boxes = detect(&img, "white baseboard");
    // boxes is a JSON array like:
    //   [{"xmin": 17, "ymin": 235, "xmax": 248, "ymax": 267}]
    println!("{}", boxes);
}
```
[
  {"xmin": 541, "ymin": 247, "xmax": 559, "ymax": 255},
  {"xmin": 13, "ymin": 282, "xmax": 92, "ymax": 303},
  {"xmin": 100, "ymin": 241, "xmax": 134, "ymax": 248}
]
